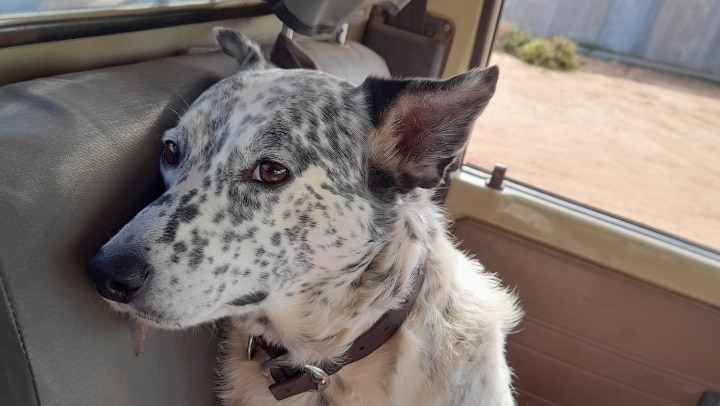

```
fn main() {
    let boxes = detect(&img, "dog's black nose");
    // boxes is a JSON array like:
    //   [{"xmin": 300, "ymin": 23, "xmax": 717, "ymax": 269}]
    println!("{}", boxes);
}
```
[{"xmin": 88, "ymin": 252, "xmax": 150, "ymax": 303}]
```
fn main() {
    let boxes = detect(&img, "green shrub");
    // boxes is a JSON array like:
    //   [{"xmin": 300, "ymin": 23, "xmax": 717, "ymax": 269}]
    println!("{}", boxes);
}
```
[
  {"xmin": 517, "ymin": 38, "xmax": 557, "ymax": 68},
  {"xmin": 496, "ymin": 29, "xmax": 532, "ymax": 55},
  {"xmin": 497, "ymin": 28, "xmax": 580, "ymax": 71},
  {"xmin": 551, "ymin": 36, "xmax": 580, "ymax": 71}
]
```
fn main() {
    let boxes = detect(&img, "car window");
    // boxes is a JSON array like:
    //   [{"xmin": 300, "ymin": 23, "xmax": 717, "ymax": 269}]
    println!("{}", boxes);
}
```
[
  {"xmin": 1, "ymin": 0, "xmax": 230, "ymax": 15},
  {"xmin": 467, "ymin": 1, "xmax": 720, "ymax": 252}
]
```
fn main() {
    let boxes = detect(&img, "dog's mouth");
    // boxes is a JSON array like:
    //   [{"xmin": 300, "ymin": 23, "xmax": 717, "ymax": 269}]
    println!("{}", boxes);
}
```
[
  {"xmin": 132, "ymin": 312, "xmax": 180, "ymax": 329},
  {"xmin": 102, "ymin": 295, "xmax": 257, "ymax": 330},
  {"xmin": 103, "ymin": 299, "xmax": 188, "ymax": 329}
]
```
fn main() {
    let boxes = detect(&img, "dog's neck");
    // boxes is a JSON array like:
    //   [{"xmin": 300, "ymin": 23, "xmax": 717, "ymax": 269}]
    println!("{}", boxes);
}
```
[
  {"xmin": 249, "ymin": 265, "xmax": 425, "ymax": 399},
  {"xmin": 232, "ymin": 191, "xmax": 442, "ymax": 366}
]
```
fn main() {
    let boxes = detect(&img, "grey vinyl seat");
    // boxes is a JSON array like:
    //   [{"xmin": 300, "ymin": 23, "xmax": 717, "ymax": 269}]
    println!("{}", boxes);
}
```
[{"xmin": 0, "ymin": 37, "xmax": 388, "ymax": 405}]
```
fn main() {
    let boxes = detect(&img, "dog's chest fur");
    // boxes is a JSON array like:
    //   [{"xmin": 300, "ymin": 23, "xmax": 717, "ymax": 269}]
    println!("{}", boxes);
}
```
[{"xmin": 219, "ymin": 221, "xmax": 520, "ymax": 406}]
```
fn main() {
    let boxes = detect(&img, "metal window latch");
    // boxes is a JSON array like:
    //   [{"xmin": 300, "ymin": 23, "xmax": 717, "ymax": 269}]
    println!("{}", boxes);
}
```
[{"xmin": 486, "ymin": 163, "xmax": 507, "ymax": 190}]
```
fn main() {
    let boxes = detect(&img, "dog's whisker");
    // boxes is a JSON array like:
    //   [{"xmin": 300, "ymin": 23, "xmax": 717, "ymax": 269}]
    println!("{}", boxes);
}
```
[
  {"xmin": 169, "ymin": 86, "xmax": 191, "ymax": 111},
  {"xmin": 170, "ymin": 109, "xmax": 183, "ymax": 122}
]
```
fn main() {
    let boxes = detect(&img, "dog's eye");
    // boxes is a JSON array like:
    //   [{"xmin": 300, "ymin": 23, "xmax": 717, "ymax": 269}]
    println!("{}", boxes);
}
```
[
  {"xmin": 252, "ymin": 160, "xmax": 289, "ymax": 184},
  {"xmin": 163, "ymin": 140, "xmax": 180, "ymax": 166}
]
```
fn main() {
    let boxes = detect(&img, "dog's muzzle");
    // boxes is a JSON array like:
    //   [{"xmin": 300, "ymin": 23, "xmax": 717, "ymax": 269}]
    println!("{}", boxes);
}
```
[{"xmin": 87, "ymin": 251, "xmax": 151, "ymax": 304}]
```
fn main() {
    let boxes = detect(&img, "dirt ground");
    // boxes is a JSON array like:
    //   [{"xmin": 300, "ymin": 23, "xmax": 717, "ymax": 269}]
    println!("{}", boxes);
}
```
[{"xmin": 466, "ymin": 52, "xmax": 720, "ymax": 250}]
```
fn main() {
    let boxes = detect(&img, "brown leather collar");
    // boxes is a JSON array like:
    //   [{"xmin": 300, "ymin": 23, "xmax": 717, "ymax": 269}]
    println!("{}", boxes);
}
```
[{"xmin": 248, "ymin": 267, "xmax": 426, "ymax": 400}]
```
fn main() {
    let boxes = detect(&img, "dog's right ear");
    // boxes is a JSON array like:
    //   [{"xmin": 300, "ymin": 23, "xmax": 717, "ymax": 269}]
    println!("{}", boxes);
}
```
[{"xmin": 213, "ymin": 27, "xmax": 267, "ymax": 70}]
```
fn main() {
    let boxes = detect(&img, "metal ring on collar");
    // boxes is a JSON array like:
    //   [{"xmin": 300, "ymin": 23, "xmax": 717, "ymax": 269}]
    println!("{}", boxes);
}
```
[
  {"xmin": 261, "ymin": 358, "xmax": 330, "ymax": 391},
  {"xmin": 247, "ymin": 336, "xmax": 257, "ymax": 360},
  {"xmin": 303, "ymin": 364, "xmax": 330, "ymax": 391}
]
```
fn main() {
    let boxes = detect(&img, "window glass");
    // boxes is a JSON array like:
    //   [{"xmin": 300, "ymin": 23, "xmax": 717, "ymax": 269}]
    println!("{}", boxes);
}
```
[
  {"xmin": 1, "ymin": 0, "xmax": 233, "ymax": 16},
  {"xmin": 468, "ymin": 0, "xmax": 720, "ymax": 250}
]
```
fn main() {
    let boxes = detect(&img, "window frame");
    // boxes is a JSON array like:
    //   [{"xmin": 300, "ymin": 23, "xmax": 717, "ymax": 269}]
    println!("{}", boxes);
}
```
[
  {"xmin": 0, "ymin": 1, "xmax": 270, "ymax": 48},
  {"xmin": 446, "ymin": 166, "xmax": 720, "ymax": 307}
]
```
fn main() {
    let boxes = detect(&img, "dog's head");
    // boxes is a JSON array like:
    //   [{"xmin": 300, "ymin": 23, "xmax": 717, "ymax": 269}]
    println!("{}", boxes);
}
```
[{"xmin": 87, "ymin": 28, "xmax": 498, "ymax": 329}]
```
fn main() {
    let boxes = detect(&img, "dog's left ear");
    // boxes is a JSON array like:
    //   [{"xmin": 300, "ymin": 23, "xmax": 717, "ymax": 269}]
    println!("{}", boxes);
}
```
[
  {"xmin": 361, "ymin": 66, "xmax": 499, "ymax": 198},
  {"xmin": 213, "ymin": 27, "xmax": 267, "ymax": 70}
]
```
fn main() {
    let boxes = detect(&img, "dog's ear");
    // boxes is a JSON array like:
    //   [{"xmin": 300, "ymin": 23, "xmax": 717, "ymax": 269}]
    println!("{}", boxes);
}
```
[
  {"xmin": 213, "ymin": 27, "xmax": 267, "ymax": 70},
  {"xmin": 361, "ymin": 66, "xmax": 499, "ymax": 198}
]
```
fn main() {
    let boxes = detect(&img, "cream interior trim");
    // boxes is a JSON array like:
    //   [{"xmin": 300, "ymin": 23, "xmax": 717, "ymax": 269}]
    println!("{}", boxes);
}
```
[
  {"xmin": 445, "ymin": 167, "xmax": 720, "ymax": 308},
  {"xmin": 0, "ymin": 15, "xmax": 281, "ymax": 85},
  {"xmin": 427, "ymin": 0, "xmax": 484, "ymax": 76}
]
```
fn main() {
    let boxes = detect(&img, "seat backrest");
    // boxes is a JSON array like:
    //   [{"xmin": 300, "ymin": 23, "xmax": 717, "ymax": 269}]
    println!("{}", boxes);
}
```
[
  {"xmin": 0, "ymin": 33, "xmax": 393, "ymax": 403},
  {"xmin": 0, "ymin": 52, "xmax": 237, "ymax": 406}
]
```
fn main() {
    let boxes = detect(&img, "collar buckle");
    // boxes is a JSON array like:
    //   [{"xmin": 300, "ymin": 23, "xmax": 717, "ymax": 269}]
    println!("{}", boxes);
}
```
[
  {"xmin": 258, "ymin": 356, "xmax": 330, "ymax": 399},
  {"xmin": 260, "ymin": 357, "xmax": 329, "ymax": 391},
  {"xmin": 246, "ymin": 267, "xmax": 425, "ymax": 400}
]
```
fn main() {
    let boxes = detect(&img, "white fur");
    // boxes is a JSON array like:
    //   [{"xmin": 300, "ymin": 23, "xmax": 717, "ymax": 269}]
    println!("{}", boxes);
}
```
[{"xmin": 219, "ymin": 192, "xmax": 522, "ymax": 405}]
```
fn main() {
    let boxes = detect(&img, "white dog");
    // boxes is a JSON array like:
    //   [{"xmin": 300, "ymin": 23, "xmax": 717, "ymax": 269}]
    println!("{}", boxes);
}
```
[{"xmin": 88, "ymin": 28, "xmax": 522, "ymax": 405}]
